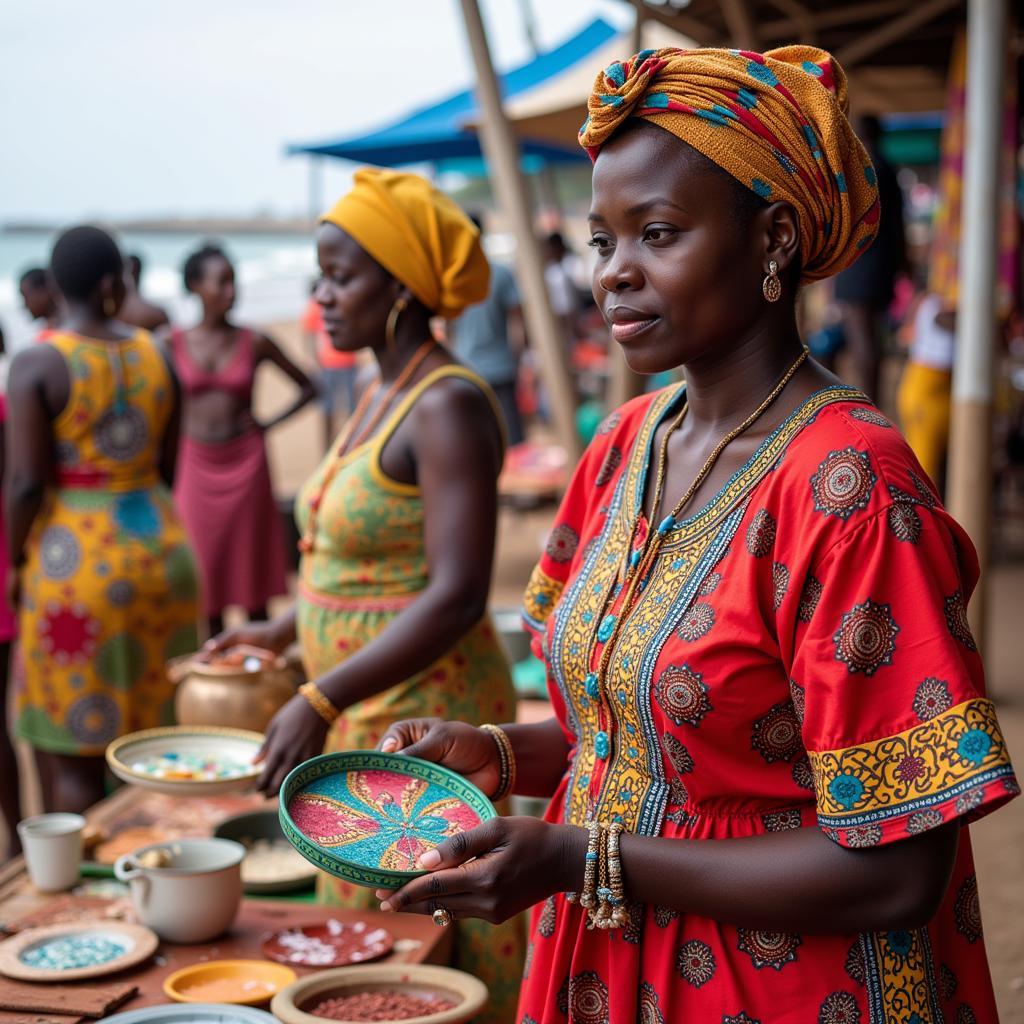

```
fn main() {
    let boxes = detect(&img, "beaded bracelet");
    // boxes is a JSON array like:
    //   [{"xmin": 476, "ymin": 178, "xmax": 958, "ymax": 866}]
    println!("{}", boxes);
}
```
[
  {"xmin": 479, "ymin": 724, "xmax": 516, "ymax": 802},
  {"xmin": 567, "ymin": 820, "xmax": 601, "ymax": 910},
  {"xmin": 299, "ymin": 681, "xmax": 341, "ymax": 725}
]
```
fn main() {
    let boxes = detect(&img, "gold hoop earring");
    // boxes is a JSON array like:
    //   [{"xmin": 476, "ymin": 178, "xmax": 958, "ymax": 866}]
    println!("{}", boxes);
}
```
[
  {"xmin": 103, "ymin": 297, "xmax": 117, "ymax": 317},
  {"xmin": 762, "ymin": 260, "xmax": 782, "ymax": 303},
  {"xmin": 385, "ymin": 297, "xmax": 408, "ymax": 349}
]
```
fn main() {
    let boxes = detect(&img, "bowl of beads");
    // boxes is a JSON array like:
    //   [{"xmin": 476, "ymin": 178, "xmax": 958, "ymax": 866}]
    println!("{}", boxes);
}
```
[
  {"xmin": 278, "ymin": 752, "xmax": 495, "ymax": 890},
  {"xmin": 106, "ymin": 726, "xmax": 263, "ymax": 796},
  {"xmin": 0, "ymin": 921, "xmax": 158, "ymax": 982},
  {"xmin": 214, "ymin": 810, "xmax": 317, "ymax": 895},
  {"xmin": 271, "ymin": 964, "xmax": 488, "ymax": 1024}
]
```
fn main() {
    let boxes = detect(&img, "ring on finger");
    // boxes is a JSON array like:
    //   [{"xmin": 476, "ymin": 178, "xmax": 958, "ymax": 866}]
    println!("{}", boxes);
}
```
[{"xmin": 432, "ymin": 906, "xmax": 453, "ymax": 928}]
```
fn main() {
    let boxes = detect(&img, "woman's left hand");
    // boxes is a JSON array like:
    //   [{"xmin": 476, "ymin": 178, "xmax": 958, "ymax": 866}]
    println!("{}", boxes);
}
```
[
  {"xmin": 255, "ymin": 693, "xmax": 330, "ymax": 796},
  {"xmin": 375, "ymin": 817, "xmax": 586, "ymax": 924}
]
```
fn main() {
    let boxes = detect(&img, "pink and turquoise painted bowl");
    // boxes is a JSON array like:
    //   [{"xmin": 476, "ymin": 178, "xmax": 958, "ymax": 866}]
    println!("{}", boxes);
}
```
[{"xmin": 278, "ymin": 752, "xmax": 496, "ymax": 889}]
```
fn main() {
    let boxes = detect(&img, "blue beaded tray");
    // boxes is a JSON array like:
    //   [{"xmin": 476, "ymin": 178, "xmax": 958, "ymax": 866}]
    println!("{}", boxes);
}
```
[{"xmin": 279, "ymin": 751, "xmax": 496, "ymax": 890}]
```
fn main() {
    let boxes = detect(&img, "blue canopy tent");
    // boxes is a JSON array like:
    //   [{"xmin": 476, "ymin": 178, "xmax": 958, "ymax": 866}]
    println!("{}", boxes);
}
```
[{"xmin": 285, "ymin": 17, "xmax": 618, "ymax": 167}]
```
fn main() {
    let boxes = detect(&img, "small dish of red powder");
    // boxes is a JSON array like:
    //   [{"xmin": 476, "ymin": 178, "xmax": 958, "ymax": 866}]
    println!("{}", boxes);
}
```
[{"xmin": 307, "ymin": 989, "xmax": 457, "ymax": 1021}]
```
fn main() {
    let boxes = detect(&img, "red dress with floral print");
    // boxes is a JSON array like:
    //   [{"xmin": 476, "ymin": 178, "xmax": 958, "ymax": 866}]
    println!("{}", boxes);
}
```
[{"xmin": 518, "ymin": 384, "xmax": 1017, "ymax": 1024}]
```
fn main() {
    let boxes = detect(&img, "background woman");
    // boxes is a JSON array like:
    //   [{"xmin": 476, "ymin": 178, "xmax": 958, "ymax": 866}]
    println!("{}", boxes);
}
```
[
  {"xmin": 376, "ymin": 48, "xmax": 1017, "ymax": 1024},
  {"xmin": 0, "ymin": 394, "xmax": 22, "ymax": 856},
  {"xmin": 6, "ymin": 226, "xmax": 199, "ymax": 813},
  {"xmin": 171, "ymin": 244, "xmax": 315, "ymax": 637},
  {"xmin": 209, "ymin": 170, "xmax": 523, "ymax": 1022}
]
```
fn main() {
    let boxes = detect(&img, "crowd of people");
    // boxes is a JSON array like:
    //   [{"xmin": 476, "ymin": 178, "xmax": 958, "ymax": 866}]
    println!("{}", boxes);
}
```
[{"xmin": 0, "ymin": 39, "xmax": 1019, "ymax": 1024}]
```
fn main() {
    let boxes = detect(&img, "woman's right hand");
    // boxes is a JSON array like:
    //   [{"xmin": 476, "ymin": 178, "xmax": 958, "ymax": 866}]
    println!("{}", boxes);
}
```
[
  {"xmin": 203, "ymin": 617, "xmax": 292, "ymax": 658},
  {"xmin": 380, "ymin": 719, "xmax": 501, "ymax": 800}
]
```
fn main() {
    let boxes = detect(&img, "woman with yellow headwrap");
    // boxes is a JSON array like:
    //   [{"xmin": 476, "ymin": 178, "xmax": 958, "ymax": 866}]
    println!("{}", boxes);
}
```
[
  {"xmin": 208, "ymin": 169, "xmax": 523, "ymax": 1022},
  {"xmin": 377, "ymin": 48, "xmax": 1015, "ymax": 1023}
]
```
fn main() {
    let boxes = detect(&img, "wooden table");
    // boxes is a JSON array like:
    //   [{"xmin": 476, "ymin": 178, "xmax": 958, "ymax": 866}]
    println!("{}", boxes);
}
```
[{"xmin": 0, "ymin": 788, "xmax": 451, "ymax": 1019}]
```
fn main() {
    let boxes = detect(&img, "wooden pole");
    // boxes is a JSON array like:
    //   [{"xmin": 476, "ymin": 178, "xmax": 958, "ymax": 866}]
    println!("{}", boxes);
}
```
[
  {"xmin": 607, "ymin": 3, "xmax": 650, "ymax": 414},
  {"xmin": 458, "ymin": 0, "xmax": 581, "ymax": 461},
  {"xmin": 947, "ymin": 0, "xmax": 1006, "ymax": 647}
]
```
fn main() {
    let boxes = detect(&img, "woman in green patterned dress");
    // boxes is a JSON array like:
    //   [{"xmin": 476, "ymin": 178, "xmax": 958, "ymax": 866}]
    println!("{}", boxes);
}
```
[{"xmin": 208, "ymin": 169, "xmax": 523, "ymax": 1022}]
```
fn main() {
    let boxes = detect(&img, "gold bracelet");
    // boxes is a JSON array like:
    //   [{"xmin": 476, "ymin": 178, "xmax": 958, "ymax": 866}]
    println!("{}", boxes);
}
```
[
  {"xmin": 479, "ymin": 724, "xmax": 516, "ymax": 803},
  {"xmin": 299, "ymin": 681, "xmax": 340, "ymax": 725}
]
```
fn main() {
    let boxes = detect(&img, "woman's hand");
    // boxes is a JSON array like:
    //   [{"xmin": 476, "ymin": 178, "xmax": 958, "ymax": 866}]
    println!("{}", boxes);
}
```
[
  {"xmin": 255, "ymin": 693, "xmax": 329, "ymax": 796},
  {"xmin": 203, "ymin": 616, "xmax": 292, "ymax": 658},
  {"xmin": 375, "ymin": 817, "xmax": 586, "ymax": 924},
  {"xmin": 379, "ymin": 719, "xmax": 501, "ymax": 799}
]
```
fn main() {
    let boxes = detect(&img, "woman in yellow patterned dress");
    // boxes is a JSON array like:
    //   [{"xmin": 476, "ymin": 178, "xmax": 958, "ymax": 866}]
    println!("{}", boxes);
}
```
[
  {"xmin": 209, "ymin": 170, "xmax": 523, "ymax": 1022},
  {"xmin": 6, "ymin": 226, "xmax": 199, "ymax": 814}
]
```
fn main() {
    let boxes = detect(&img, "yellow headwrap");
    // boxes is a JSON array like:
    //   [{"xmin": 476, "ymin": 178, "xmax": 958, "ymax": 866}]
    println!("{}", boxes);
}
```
[
  {"xmin": 579, "ymin": 46, "xmax": 880, "ymax": 283},
  {"xmin": 321, "ymin": 169, "xmax": 490, "ymax": 318}
]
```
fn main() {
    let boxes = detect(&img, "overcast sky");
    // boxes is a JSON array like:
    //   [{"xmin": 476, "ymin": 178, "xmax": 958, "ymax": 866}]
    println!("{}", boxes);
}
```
[{"xmin": 1, "ymin": 0, "xmax": 627, "ymax": 222}]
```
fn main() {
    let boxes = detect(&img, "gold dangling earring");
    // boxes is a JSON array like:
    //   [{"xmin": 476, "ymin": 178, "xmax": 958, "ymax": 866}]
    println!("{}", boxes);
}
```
[
  {"xmin": 384, "ymin": 297, "xmax": 408, "ymax": 350},
  {"xmin": 762, "ymin": 260, "xmax": 782, "ymax": 303},
  {"xmin": 103, "ymin": 296, "xmax": 117, "ymax": 317}
]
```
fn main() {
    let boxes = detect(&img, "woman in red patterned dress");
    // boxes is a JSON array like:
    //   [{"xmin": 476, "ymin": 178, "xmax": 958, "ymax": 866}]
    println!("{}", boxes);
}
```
[{"xmin": 376, "ymin": 46, "xmax": 1017, "ymax": 1023}]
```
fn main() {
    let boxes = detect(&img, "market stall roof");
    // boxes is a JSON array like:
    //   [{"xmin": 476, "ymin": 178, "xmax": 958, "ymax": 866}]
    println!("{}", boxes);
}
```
[
  {"xmin": 617, "ymin": 0, "xmax": 964, "ymax": 112},
  {"xmin": 285, "ymin": 17, "xmax": 619, "ymax": 166}
]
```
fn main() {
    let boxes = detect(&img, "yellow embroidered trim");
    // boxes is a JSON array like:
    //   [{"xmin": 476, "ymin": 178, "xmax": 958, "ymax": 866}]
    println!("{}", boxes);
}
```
[
  {"xmin": 521, "ymin": 565, "xmax": 565, "ymax": 631},
  {"xmin": 809, "ymin": 697, "xmax": 1012, "ymax": 826}
]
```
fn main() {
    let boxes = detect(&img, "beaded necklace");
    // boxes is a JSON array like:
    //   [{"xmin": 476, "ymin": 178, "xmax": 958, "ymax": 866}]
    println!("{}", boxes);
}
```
[
  {"xmin": 593, "ymin": 347, "xmax": 809, "ymax": 688},
  {"xmin": 298, "ymin": 338, "xmax": 437, "ymax": 553}
]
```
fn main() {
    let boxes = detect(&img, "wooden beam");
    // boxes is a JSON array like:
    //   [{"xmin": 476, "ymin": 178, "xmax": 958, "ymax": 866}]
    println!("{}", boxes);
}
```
[
  {"xmin": 759, "ymin": 0, "xmax": 918, "ymax": 41},
  {"xmin": 629, "ymin": 3, "xmax": 722, "ymax": 47},
  {"xmin": 720, "ymin": 0, "xmax": 760, "ymax": 49},
  {"xmin": 835, "ymin": 0, "xmax": 963, "ymax": 68},
  {"xmin": 765, "ymin": 0, "xmax": 817, "ymax": 43},
  {"xmin": 458, "ymin": 0, "xmax": 582, "ymax": 462}
]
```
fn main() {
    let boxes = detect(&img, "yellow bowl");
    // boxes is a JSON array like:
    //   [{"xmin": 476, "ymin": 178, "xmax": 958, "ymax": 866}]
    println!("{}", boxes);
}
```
[{"xmin": 163, "ymin": 959, "xmax": 297, "ymax": 1006}]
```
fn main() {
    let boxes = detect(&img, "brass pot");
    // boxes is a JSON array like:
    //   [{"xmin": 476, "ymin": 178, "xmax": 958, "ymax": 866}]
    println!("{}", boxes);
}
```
[{"xmin": 169, "ymin": 646, "xmax": 302, "ymax": 733}]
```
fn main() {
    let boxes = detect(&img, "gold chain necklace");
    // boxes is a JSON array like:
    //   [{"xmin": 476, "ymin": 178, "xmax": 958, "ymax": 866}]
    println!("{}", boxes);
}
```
[
  {"xmin": 298, "ymin": 338, "xmax": 437, "ymax": 553},
  {"xmin": 594, "ymin": 347, "xmax": 809, "ymax": 686}
]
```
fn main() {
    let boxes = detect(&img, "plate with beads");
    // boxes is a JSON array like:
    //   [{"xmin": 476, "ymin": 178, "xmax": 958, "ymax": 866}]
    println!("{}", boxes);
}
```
[
  {"xmin": 0, "ymin": 921, "xmax": 158, "ymax": 981},
  {"xmin": 278, "ymin": 751, "xmax": 495, "ymax": 890},
  {"xmin": 106, "ymin": 726, "xmax": 263, "ymax": 796}
]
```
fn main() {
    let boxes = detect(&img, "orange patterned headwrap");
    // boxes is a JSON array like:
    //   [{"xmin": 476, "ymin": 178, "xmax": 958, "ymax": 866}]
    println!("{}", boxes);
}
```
[
  {"xmin": 579, "ymin": 46, "xmax": 880, "ymax": 283},
  {"xmin": 322, "ymin": 169, "xmax": 489, "ymax": 319}
]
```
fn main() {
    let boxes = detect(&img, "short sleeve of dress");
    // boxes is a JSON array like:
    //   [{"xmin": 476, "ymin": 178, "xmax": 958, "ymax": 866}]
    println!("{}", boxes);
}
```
[{"xmin": 789, "ymin": 500, "xmax": 1018, "ymax": 849}]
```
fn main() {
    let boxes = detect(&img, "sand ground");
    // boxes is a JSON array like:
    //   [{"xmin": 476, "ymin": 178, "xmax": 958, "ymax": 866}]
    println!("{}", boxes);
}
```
[{"xmin": 6, "ymin": 319, "xmax": 1022, "ymax": 1019}]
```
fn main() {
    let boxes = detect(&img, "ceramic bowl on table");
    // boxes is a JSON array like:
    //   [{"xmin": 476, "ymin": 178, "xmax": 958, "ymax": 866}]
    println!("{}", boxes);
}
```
[
  {"xmin": 101, "ymin": 1004, "xmax": 277, "ymax": 1023},
  {"xmin": 214, "ymin": 810, "xmax": 317, "ymax": 895},
  {"xmin": 114, "ymin": 838, "xmax": 244, "ymax": 943},
  {"xmin": 163, "ymin": 959, "xmax": 297, "ymax": 1005},
  {"xmin": 0, "ymin": 921, "xmax": 158, "ymax": 982},
  {"xmin": 106, "ymin": 726, "xmax": 263, "ymax": 796},
  {"xmin": 271, "ymin": 964, "xmax": 488, "ymax": 1024},
  {"xmin": 278, "ymin": 751, "xmax": 495, "ymax": 890}
]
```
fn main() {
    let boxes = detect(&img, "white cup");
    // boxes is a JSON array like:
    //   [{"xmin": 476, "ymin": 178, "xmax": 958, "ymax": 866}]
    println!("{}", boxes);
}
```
[
  {"xmin": 17, "ymin": 813, "xmax": 86, "ymax": 892},
  {"xmin": 114, "ymin": 838, "xmax": 245, "ymax": 944}
]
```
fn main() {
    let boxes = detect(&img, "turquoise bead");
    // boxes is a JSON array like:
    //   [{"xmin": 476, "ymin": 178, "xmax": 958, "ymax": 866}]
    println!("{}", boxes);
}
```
[
  {"xmin": 629, "ymin": 549, "xmax": 642, "ymax": 569},
  {"xmin": 597, "ymin": 614, "xmax": 616, "ymax": 642},
  {"xmin": 594, "ymin": 731, "xmax": 610, "ymax": 759},
  {"xmin": 657, "ymin": 515, "xmax": 676, "ymax": 535},
  {"xmin": 584, "ymin": 672, "xmax": 600, "ymax": 699}
]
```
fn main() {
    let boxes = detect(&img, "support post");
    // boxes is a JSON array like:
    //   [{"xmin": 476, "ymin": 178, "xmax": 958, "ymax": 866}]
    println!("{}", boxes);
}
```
[
  {"xmin": 607, "ymin": 2, "xmax": 650, "ymax": 413},
  {"xmin": 458, "ymin": 0, "xmax": 581, "ymax": 461},
  {"xmin": 947, "ymin": 0, "xmax": 1006, "ymax": 646}
]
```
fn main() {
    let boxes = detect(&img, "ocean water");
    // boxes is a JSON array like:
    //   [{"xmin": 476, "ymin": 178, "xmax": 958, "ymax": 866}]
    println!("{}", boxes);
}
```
[{"xmin": 0, "ymin": 229, "xmax": 317, "ymax": 353}]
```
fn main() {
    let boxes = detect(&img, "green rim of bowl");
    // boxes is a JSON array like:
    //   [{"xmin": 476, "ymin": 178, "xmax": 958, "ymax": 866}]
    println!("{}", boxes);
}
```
[{"xmin": 278, "ymin": 751, "xmax": 496, "ymax": 890}]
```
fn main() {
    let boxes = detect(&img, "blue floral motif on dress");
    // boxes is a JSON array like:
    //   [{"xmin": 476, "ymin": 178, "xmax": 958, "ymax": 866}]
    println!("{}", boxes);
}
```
[
  {"xmin": 886, "ymin": 930, "xmax": 914, "ymax": 958},
  {"xmin": 957, "ymin": 728, "xmax": 992, "ymax": 767},
  {"xmin": 828, "ymin": 772, "xmax": 864, "ymax": 810},
  {"xmin": 113, "ymin": 492, "xmax": 160, "ymax": 538}
]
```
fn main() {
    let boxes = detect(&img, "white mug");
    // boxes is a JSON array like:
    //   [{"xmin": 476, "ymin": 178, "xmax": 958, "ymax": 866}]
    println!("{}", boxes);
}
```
[
  {"xmin": 17, "ymin": 813, "xmax": 86, "ymax": 892},
  {"xmin": 114, "ymin": 838, "xmax": 244, "ymax": 944}
]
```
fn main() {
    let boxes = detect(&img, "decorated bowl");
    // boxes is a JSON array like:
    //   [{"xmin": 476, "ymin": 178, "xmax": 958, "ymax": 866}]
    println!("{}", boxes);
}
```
[{"xmin": 278, "ymin": 751, "xmax": 495, "ymax": 890}]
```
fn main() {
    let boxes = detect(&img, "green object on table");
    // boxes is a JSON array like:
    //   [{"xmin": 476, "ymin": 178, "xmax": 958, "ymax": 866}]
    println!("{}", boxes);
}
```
[
  {"xmin": 576, "ymin": 400, "xmax": 604, "ymax": 445},
  {"xmin": 512, "ymin": 654, "xmax": 548, "ymax": 699}
]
